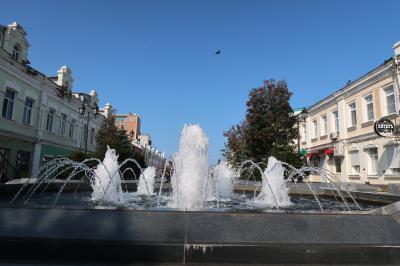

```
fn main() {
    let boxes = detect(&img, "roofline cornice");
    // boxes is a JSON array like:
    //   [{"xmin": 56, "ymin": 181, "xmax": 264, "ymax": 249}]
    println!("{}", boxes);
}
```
[{"xmin": 308, "ymin": 60, "xmax": 396, "ymax": 115}]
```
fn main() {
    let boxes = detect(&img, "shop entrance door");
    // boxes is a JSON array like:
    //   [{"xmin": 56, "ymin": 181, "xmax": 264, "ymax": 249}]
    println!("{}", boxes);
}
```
[{"xmin": 15, "ymin": 150, "xmax": 30, "ymax": 179}]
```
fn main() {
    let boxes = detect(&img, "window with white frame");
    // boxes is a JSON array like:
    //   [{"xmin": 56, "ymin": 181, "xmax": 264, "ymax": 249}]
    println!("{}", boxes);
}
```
[
  {"xmin": 348, "ymin": 102, "xmax": 357, "ymax": 127},
  {"xmin": 366, "ymin": 148, "xmax": 378, "ymax": 176},
  {"xmin": 46, "ymin": 108, "xmax": 55, "ymax": 132},
  {"xmin": 312, "ymin": 119, "xmax": 318, "ymax": 139},
  {"xmin": 69, "ymin": 119, "xmax": 75, "ymax": 138},
  {"xmin": 60, "ymin": 113, "xmax": 67, "ymax": 135},
  {"xmin": 332, "ymin": 110, "xmax": 339, "ymax": 132},
  {"xmin": 384, "ymin": 86, "xmax": 396, "ymax": 115},
  {"xmin": 385, "ymin": 145, "xmax": 400, "ymax": 175},
  {"xmin": 349, "ymin": 151, "xmax": 360, "ymax": 174},
  {"xmin": 363, "ymin": 94, "xmax": 374, "ymax": 121},
  {"xmin": 2, "ymin": 89, "xmax": 15, "ymax": 120},
  {"xmin": 321, "ymin": 115, "xmax": 327, "ymax": 136},
  {"xmin": 22, "ymin": 98, "xmax": 33, "ymax": 125}
]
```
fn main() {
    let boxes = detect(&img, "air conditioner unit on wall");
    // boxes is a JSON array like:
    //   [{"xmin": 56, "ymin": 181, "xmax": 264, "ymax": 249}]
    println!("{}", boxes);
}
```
[{"xmin": 330, "ymin": 131, "xmax": 339, "ymax": 140}]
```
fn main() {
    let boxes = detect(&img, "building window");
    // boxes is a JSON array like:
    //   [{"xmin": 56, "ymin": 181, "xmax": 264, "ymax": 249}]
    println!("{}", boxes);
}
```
[
  {"xmin": 332, "ymin": 110, "xmax": 339, "ymax": 132},
  {"xmin": 348, "ymin": 102, "xmax": 357, "ymax": 127},
  {"xmin": 366, "ymin": 148, "xmax": 378, "ymax": 176},
  {"xmin": 312, "ymin": 119, "xmax": 318, "ymax": 138},
  {"xmin": 363, "ymin": 94, "xmax": 374, "ymax": 121},
  {"xmin": 90, "ymin": 128, "xmax": 95, "ymax": 144},
  {"xmin": 60, "ymin": 113, "xmax": 67, "ymax": 135},
  {"xmin": 384, "ymin": 86, "xmax": 396, "ymax": 115},
  {"xmin": 46, "ymin": 108, "xmax": 55, "ymax": 132},
  {"xmin": 334, "ymin": 157, "xmax": 342, "ymax": 173},
  {"xmin": 69, "ymin": 119, "xmax": 75, "ymax": 138},
  {"xmin": 385, "ymin": 145, "xmax": 400, "ymax": 175},
  {"xmin": 11, "ymin": 45, "xmax": 20, "ymax": 61},
  {"xmin": 22, "ymin": 98, "xmax": 34, "ymax": 125},
  {"xmin": 321, "ymin": 115, "xmax": 327, "ymax": 136},
  {"xmin": 349, "ymin": 151, "xmax": 360, "ymax": 175},
  {"xmin": 2, "ymin": 89, "xmax": 15, "ymax": 120},
  {"xmin": 0, "ymin": 34, "xmax": 2, "ymax": 46}
]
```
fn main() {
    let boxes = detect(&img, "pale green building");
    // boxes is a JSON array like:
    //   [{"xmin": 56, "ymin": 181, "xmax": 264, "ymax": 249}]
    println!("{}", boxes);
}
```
[{"xmin": 0, "ymin": 22, "xmax": 106, "ymax": 181}]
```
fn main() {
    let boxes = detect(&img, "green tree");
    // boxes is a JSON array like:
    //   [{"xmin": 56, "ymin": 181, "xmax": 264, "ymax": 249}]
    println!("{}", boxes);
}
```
[{"xmin": 223, "ymin": 80, "xmax": 303, "ymax": 173}]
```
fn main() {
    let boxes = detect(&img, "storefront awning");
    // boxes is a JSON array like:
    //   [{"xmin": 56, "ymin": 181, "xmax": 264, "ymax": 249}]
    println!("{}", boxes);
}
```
[{"xmin": 324, "ymin": 148, "xmax": 334, "ymax": 155}]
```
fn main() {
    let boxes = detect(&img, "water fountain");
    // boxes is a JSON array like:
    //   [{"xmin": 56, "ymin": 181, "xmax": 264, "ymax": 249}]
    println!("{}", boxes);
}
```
[
  {"xmin": 170, "ymin": 124, "xmax": 209, "ymax": 209},
  {"xmin": 7, "ymin": 124, "xmax": 374, "ymax": 212},
  {"xmin": 91, "ymin": 146, "xmax": 124, "ymax": 204},
  {"xmin": 137, "ymin": 166, "xmax": 156, "ymax": 195},
  {"xmin": 213, "ymin": 160, "xmax": 235, "ymax": 199},
  {"xmin": 253, "ymin": 156, "xmax": 291, "ymax": 208}
]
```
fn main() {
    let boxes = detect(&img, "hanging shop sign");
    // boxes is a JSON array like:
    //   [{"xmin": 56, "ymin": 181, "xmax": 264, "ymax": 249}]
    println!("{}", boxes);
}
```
[{"xmin": 374, "ymin": 118, "xmax": 395, "ymax": 137}]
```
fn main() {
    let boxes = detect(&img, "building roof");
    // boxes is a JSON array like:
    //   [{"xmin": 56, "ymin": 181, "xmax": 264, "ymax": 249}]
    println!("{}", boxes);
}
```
[{"xmin": 307, "ymin": 57, "xmax": 394, "ymax": 111}]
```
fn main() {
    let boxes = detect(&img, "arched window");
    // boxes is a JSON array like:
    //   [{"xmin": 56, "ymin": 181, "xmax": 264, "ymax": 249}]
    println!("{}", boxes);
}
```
[{"xmin": 12, "ymin": 44, "xmax": 20, "ymax": 61}]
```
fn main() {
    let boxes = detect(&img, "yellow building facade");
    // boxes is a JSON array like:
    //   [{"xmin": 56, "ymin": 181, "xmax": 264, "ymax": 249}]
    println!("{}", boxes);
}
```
[{"xmin": 300, "ymin": 41, "xmax": 400, "ymax": 184}]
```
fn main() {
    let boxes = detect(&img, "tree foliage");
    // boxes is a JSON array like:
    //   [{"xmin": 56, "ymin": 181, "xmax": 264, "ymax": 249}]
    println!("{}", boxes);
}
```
[{"xmin": 223, "ymin": 80, "xmax": 303, "ymax": 171}]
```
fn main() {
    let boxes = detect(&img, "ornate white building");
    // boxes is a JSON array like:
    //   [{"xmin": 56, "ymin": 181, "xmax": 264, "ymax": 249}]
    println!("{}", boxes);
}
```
[{"xmin": 0, "ymin": 22, "xmax": 106, "ymax": 181}]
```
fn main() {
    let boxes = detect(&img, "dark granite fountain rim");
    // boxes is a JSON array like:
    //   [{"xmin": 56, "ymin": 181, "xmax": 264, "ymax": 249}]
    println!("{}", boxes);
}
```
[{"xmin": 0, "ymin": 203, "xmax": 381, "ymax": 215}]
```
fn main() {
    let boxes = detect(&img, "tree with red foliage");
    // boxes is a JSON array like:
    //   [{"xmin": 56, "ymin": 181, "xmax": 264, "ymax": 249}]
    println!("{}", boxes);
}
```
[{"xmin": 223, "ymin": 80, "xmax": 302, "ymax": 170}]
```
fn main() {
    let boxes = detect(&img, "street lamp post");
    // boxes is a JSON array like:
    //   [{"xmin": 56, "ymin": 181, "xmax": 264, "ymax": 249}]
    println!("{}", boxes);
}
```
[
  {"xmin": 291, "ymin": 108, "xmax": 308, "ymax": 154},
  {"xmin": 79, "ymin": 103, "xmax": 99, "ymax": 153}
]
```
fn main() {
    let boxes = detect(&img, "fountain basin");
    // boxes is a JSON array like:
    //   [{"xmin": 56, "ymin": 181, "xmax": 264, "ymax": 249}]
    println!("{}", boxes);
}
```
[{"xmin": 0, "ymin": 205, "xmax": 400, "ymax": 265}]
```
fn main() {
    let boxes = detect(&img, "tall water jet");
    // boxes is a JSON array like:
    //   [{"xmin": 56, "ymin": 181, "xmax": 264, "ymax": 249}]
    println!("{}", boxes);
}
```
[
  {"xmin": 171, "ymin": 124, "xmax": 209, "ymax": 209},
  {"xmin": 214, "ymin": 161, "xmax": 234, "ymax": 199},
  {"xmin": 137, "ymin": 167, "xmax": 156, "ymax": 195},
  {"xmin": 254, "ymin": 156, "xmax": 291, "ymax": 208},
  {"xmin": 91, "ymin": 146, "xmax": 123, "ymax": 204}
]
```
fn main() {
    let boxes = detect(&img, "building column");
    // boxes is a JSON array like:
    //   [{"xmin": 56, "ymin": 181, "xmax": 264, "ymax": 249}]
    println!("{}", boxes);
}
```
[
  {"xmin": 337, "ymin": 97, "xmax": 347, "ymax": 139},
  {"xmin": 337, "ymin": 97, "xmax": 348, "ymax": 182},
  {"xmin": 31, "ymin": 142, "xmax": 42, "ymax": 178},
  {"xmin": 340, "ymin": 153, "xmax": 348, "ymax": 182}
]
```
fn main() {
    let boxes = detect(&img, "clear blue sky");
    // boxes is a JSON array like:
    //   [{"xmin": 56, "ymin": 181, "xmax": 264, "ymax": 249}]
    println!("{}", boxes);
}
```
[{"xmin": 2, "ymin": 0, "xmax": 399, "ymax": 163}]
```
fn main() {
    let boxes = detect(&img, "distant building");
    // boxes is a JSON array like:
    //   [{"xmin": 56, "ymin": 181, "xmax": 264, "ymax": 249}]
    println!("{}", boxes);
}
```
[
  {"xmin": 0, "ymin": 22, "xmax": 106, "ymax": 181},
  {"xmin": 131, "ymin": 134, "xmax": 167, "ymax": 176},
  {"xmin": 300, "ymin": 40, "xmax": 400, "ymax": 184},
  {"xmin": 110, "ymin": 109, "xmax": 167, "ymax": 176},
  {"xmin": 114, "ymin": 113, "xmax": 141, "ymax": 141},
  {"xmin": 137, "ymin": 134, "xmax": 151, "ymax": 147}
]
